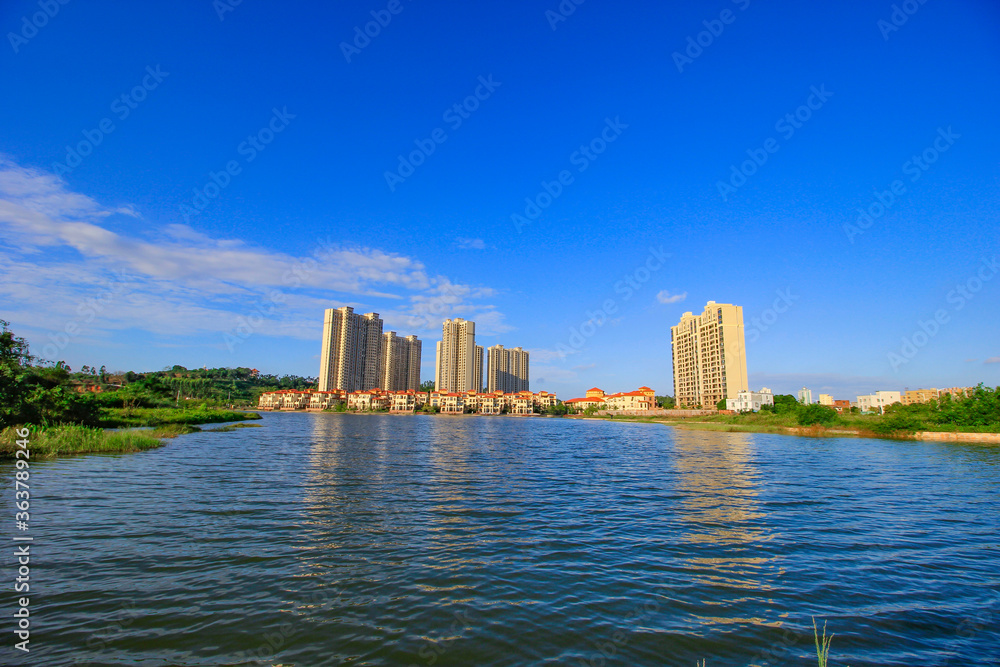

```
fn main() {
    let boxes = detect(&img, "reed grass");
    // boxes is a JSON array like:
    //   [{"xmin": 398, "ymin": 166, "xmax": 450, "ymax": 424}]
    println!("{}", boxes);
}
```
[{"xmin": 0, "ymin": 424, "xmax": 164, "ymax": 458}]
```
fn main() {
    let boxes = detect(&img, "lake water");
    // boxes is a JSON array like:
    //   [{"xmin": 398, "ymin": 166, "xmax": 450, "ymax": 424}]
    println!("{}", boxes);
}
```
[{"xmin": 3, "ymin": 412, "xmax": 999, "ymax": 666}]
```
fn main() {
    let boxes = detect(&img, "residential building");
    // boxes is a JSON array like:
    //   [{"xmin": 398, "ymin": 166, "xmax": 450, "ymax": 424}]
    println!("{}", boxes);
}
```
[
  {"xmin": 486, "ymin": 345, "xmax": 530, "ymax": 393},
  {"xmin": 798, "ymin": 387, "xmax": 813, "ymax": 405},
  {"xmin": 475, "ymin": 344, "xmax": 484, "ymax": 393},
  {"xmin": 435, "ymin": 318, "xmax": 478, "ymax": 393},
  {"xmin": 347, "ymin": 390, "xmax": 389, "ymax": 412},
  {"xmin": 405, "ymin": 335, "xmax": 422, "ymax": 392},
  {"xmin": 378, "ymin": 331, "xmax": 422, "ymax": 392},
  {"xmin": 258, "ymin": 390, "xmax": 312, "ymax": 411},
  {"xmin": 671, "ymin": 301, "xmax": 749, "ymax": 407},
  {"xmin": 389, "ymin": 391, "xmax": 424, "ymax": 413},
  {"xmin": 564, "ymin": 396, "xmax": 605, "ymax": 411},
  {"xmin": 534, "ymin": 390, "xmax": 558, "ymax": 410},
  {"xmin": 901, "ymin": 388, "xmax": 939, "ymax": 405},
  {"xmin": 428, "ymin": 391, "xmax": 466, "ymax": 414},
  {"xmin": 832, "ymin": 400, "xmax": 852, "ymax": 413},
  {"xmin": 605, "ymin": 386, "xmax": 657, "ymax": 411},
  {"xmin": 857, "ymin": 391, "xmax": 902, "ymax": 413},
  {"xmin": 565, "ymin": 387, "xmax": 655, "ymax": 412},
  {"xmin": 818, "ymin": 394, "xmax": 834, "ymax": 406},
  {"xmin": 308, "ymin": 390, "xmax": 347, "ymax": 411},
  {"xmin": 726, "ymin": 388, "xmax": 775, "ymax": 412},
  {"xmin": 319, "ymin": 306, "xmax": 383, "ymax": 392},
  {"xmin": 939, "ymin": 387, "xmax": 975, "ymax": 399}
]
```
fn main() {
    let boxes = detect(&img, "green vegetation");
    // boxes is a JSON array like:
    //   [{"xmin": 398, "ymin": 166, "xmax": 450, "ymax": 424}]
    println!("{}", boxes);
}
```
[
  {"xmin": 656, "ymin": 395, "xmax": 676, "ymax": 408},
  {"xmin": 419, "ymin": 380, "xmax": 435, "ymax": 393},
  {"xmin": 0, "ymin": 424, "xmax": 162, "ymax": 458},
  {"xmin": 589, "ymin": 388, "xmax": 1000, "ymax": 439},
  {"xmin": 814, "ymin": 618, "xmax": 835, "ymax": 667},
  {"xmin": 0, "ymin": 320, "xmax": 266, "ymax": 457}
]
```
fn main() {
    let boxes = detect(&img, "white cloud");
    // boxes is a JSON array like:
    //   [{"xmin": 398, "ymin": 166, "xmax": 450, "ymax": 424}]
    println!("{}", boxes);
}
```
[
  {"xmin": 656, "ymin": 290, "xmax": 687, "ymax": 304},
  {"xmin": 529, "ymin": 347, "xmax": 578, "ymax": 363},
  {"xmin": 0, "ymin": 157, "xmax": 505, "ymax": 350}
]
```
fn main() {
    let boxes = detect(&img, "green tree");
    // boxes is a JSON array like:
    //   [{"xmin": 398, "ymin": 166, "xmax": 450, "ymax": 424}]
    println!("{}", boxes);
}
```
[
  {"xmin": 656, "ymin": 395, "xmax": 675, "ymax": 409},
  {"xmin": 773, "ymin": 394, "xmax": 800, "ymax": 415},
  {"xmin": 419, "ymin": 380, "xmax": 435, "ymax": 393},
  {"xmin": 716, "ymin": 398, "xmax": 728, "ymax": 410},
  {"xmin": 797, "ymin": 403, "xmax": 839, "ymax": 426}
]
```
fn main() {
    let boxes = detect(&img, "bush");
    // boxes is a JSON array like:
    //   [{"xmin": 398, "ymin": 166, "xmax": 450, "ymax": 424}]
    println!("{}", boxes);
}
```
[{"xmin": 797, "ymin": 404, "xmax": 839, "ymax": 426}]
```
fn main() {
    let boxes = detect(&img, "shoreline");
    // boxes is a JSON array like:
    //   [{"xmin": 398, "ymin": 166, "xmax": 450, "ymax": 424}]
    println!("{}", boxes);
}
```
[
  {"xmin": 254, "ymin": 410, "xmax": 1000, "ymax": 443},
  {"xmin": 615, "ymin": 418, "xmax": 1000, "ymax": 444}
]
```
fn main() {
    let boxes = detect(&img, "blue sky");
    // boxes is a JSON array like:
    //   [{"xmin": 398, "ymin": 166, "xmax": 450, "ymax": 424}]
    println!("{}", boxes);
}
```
[{"xmin": 1, "ymin": 0, "xmax": 998, "ymax": 400}]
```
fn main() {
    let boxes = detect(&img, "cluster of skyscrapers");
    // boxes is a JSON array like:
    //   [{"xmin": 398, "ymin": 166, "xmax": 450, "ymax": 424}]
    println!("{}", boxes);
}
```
[
  {"xmin": 318, "ymin": 307, "xmax": 421, "ymax": 392},
  {"xmin": 434, "ymin": 318, "xmax": 529, "ymax": 393},
  {"xmin": 319, "ymin": 311, "xmax": 529, "ymax": 395}
]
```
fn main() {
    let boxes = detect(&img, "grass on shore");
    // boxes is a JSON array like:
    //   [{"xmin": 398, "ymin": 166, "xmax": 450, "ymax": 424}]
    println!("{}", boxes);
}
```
[
  {"xmin": 101, "ymin": 407, "xmax": 262, "ymax": 428},
  {"xmin": 0, "ymin": 424, "xmax": 165, "ymax": 458},
  {"xmin": 0, "ymin": 419, "xmax": 262, "ymax": 459}
]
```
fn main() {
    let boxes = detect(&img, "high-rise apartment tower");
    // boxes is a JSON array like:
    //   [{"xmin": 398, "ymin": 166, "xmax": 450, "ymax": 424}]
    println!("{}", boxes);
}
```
[
  {"xmin": 435, "ymin": 318, "xmax": 479, "ymax": 392},
  {"xmin": 670, "ymin": 301, "xmax": 748, "ymax": 408},
  {"xmin": 486, "ymin": 345, "xmax": 530, "ymax": 393}
]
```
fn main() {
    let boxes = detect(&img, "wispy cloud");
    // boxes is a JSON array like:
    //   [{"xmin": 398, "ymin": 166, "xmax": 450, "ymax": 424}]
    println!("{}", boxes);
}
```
[
  {"xmin": 656, "ymin": 290, "xmax": 687, "ymax": 304},
  {"xmin": 456, "ymin": 237, "xmax": 487, "ymax": 250},
  {"xmin": 985, "ymin": 357, "xmax": 1000, "ymax": 364},
  {"xmin": 0, "ymin": 157, "xmax": 505, "ymax": 349},
  {"xmin": 529, "ymin": 347, "xmax": 578, "ymax": 363}
]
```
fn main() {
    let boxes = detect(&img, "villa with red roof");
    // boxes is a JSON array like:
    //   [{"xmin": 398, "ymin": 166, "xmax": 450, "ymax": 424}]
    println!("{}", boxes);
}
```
[{"xmin": 565, "ymin": 386, "xmax": 656, "ymax": 412}]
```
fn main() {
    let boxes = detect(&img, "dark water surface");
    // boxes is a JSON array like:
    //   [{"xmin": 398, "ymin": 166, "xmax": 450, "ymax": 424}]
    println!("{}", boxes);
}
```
[{"xmin": 2, "ymin": 412, "xmax": 998, "ymax": 666}]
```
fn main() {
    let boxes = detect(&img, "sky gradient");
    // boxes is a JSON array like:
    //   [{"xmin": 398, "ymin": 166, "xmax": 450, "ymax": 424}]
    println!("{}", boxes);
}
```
[{"xmin": 1, "ymin": 0, "xmax": 999, "ymax": 400}]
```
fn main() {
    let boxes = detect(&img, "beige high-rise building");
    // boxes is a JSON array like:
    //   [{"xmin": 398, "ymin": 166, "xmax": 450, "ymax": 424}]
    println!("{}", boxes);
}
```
[
  {"xmin": 319, "ymin": 307, "xmax": 384, "ymax": 392},
  {"xmin": 474, "ymin": 344, "xmax": 484, "ymax": 393},
  {"xmin": 487, "ymin": 345, "xmax": 530, "ymax": 393},
  {"xmin": 435, "ymin": 318, "xmax": 478, "ymax": 392},
  {"xmin": 671, "ymin": 301, "xmax": 748, "ymax": 408},
  {"xmin": 405, "ymin": 334, "xmax": 422, "ymax": 391},
  {"xmin": 378, "ymin": 332, "xmax": 422, "ymax": 391}
]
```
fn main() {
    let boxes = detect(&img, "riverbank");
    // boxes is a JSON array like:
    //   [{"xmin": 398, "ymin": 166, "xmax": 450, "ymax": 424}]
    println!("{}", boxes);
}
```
[
  {"xmin": 101, "ymin": 407, "xmax": 262, "ymax": 428},
  {"xmin": 586, "ymin": 415, "xmax": 1000, "ymax": 444},
  {"xmin": 0, "ymin": 420, "xmax": 263, "ymax": 459}
]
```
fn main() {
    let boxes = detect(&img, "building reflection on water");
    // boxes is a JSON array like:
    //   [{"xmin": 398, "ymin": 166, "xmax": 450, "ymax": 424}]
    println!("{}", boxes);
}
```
[
  {"xmin": 300, "ymin": 415, "xmax": 534, "ymax": 574},
  {"xmin": 669, "ymin": 428, "xmax": 786, "ymax": 629}
]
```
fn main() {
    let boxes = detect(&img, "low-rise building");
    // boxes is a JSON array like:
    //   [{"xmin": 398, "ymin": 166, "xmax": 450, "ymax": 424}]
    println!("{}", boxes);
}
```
[
  {"xmin": 605, "ymin": 387, "xmax": 657, "ymax": 411},
  {"xmin": 389, "ymin": 391, "xmax": 422, "ymax": 412},
  {"xmin": 510, "ymin": 392, "xmax": 534, "ymax": 415},
  {"xmin": 533, "ymin": 390, "xmax": 559, "ymax": 410},
  {"xmin": 566, "ymin": 387, "xmax": 655, "ymax": 412},
  {"xmin": 857, "ymin": 391, "xmax": 902, "ymax": 413},
  {"xmin": 937, "ymin": 387, "xmax": 976, "ymax": 400},
  {"xmin": 726, "ymin": 388, "xmax": 775, "ymax": 412},
  {"xmin": 347, "ymin": 390, "xmax": 389, "ymax": 411},
  {"xmin": 563, "ymin": 396, "xmax": 605, "ymax": 411},
  {"xmin": 833, "ymin": 399, "xmax": 852, "ymax": 413},
  {"xmin": 818, "ymin": 394, "xmax": 834, "ymax": 406},
  {"xmin": 308, "ymin": 390, "xmax": 346, "ymax": 410}
]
